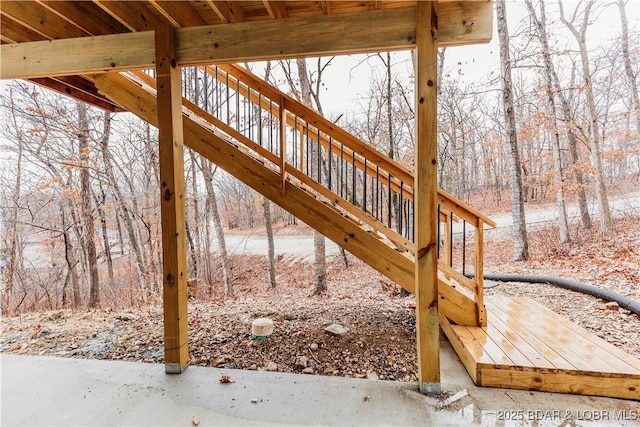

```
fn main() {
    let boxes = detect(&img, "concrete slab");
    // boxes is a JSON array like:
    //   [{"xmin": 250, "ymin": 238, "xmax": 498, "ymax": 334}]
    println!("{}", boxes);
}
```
[{"xmin": 1, "ymin": 339, "xmax": 638, "ymax": 426}]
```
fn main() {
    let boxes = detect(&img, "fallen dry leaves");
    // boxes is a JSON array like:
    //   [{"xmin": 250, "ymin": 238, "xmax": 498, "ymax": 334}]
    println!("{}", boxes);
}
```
[{"xmin": 1, "ymin": 213, "xmax": 639, "ymax": 379}]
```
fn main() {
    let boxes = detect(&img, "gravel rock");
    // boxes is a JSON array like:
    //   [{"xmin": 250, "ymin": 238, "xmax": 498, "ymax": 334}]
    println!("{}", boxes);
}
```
[
  {"xmin": 324, "ymin": 324, "xmax": 349, "ymax": 336},
  {"xmin": 294, "ymin": 355, "xmax": 308, "ymax": 370}
]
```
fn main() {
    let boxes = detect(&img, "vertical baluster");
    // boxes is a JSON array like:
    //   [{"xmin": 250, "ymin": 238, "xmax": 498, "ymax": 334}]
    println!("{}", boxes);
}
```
[
  {"xmin": 328, "ymin": 137, "xmax": 333, "ymax": 191},
  {"xmin": 411, "ymin": 201, "xmax": 415, "ymax": 242},
  {"xmin": 305, "ymin": 123, "xmax": 310, "ymax": 176},
  {"xmin": 224, "ymin": 73, "xmax": 231, "ymax": 123},
  {"xmin": 258, "ymin": 93, "xmax": 263, "ymax": 147},
  {"xmin": 194, "ymin": 67, "xmax": 200, "ymax": 106},
  {"xmin": 269, "ymin": 99, "xmax": 273, "ymax": 154},
  {"xmin": 299, "ymin": 122, "xmax": 304, "ymax": 171},
  {"xmin": 449, "ymin": 211, "xmax": 454, "ymax": 267},
  {"xmin": 235, "ymin": 79, "xmax": 240, "ymax": 130},
  {"xmin": 247, "ymin": 87, "xmax": 252, "ymax": 139},
  {"xmin": 462, "ymin": 221, "xmax": 467, "ymax": 276},
  {"xmin": 398, "ymin": 182, "xmax": 404, "ymax": 235},
  {"xmin": 437, "ymin": 205, "xmax": 441, "ymax": 259},
  {"xmin": 375, "ymin": 167, "xmax": 380, "ymax": 221},
  {"xmin": 340, "ymin": 145, "xmax": 344, "ymax": 198},
  {"xmin": 204, "ymin": 67, "xmax": 209, "ymax": 112},
  {"xmin": 293, "ymin": 116, "xmax": 298, "ymax": 169},
  {"xmin": 363, "ymin": 159, "xmax": 367, "ymax": 213},
  {"xmin": 351, "ymin": 152, "xmax": 356, "ymax": 205},
  {"xmin": 217, "ymin": 67, "xmax": 222, "ymax": 120},
  {"xmin": 387, "ymin": 175, "xmax": 392, "ymax": 228},
  {"xmin": 317, "ymin": 129, "xmax": 321, "ymax": 184}
]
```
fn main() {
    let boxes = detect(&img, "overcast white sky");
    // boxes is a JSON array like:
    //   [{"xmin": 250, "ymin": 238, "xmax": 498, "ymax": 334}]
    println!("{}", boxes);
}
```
[{"xmin": 313, "ymin": 0, "xmax": 640, "ymax": 117}]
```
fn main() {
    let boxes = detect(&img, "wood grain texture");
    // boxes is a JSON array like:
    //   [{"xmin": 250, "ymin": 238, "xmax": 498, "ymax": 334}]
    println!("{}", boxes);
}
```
[
  {"xmin": 156, "ymin": 25, "xmax": 189, "ymax": 372},
  {"xmin": 442, "ymin": 296, "xmax": 640, "ymax": 400},
  {"xmin": 414, "ymin": 1, "xmax": 440, "ymax": 390},
  {"xmin": 2, "ymin": 3, "xmax": 493, "ymax": 79}
]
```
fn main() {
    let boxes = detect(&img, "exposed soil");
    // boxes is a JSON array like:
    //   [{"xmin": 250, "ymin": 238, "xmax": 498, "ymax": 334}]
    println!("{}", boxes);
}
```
[{"xmin": 1, "ymin": 215, "xmax": 639, "ymax": 380}]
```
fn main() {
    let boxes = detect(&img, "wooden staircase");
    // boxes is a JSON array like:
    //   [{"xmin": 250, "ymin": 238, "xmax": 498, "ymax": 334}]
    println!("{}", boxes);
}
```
[{"xmin": 94, "ymin": 65, "xmax": 495, "ymax": 327}]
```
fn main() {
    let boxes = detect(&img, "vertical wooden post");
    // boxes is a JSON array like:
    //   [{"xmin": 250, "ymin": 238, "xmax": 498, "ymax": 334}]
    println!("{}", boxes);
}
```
[
  {"xmin": 475, "ymin": 220, "xmax": 487, "ymax": 326},
  {"xmin": 415, "ymin": 1, "xmax": 440, "ymax": 394},
  {"xmin": 279, "ymin": 96, "xmax": 287, "ymax": 192},
  {"xmin": 156, "ymin": 25, "xmax": 189, "ymax": 374}
]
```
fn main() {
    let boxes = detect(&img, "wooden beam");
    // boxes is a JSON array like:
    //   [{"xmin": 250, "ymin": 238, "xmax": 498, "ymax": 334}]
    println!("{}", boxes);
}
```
[
  {"xmin": 1, "ymin": 31, "xmax": 156, "ymax": 79},
  {"xmin": 206, "ymin": 1, "xmax": 246, "ymax": 24},
  {"xmin": 155, "ymin": 25, "xmax": 189, "ymax": 374},
  {"xmin": 93, "ymin": 0, "xmax": 166, "ymax": 32},
  {"xmin": 2, "ymin": 3, "xmax": 493, "ymax": 79},
  {"xmin": 319, "ymin": 1, "xmax": 331, "ymax": 15},
  {"xmin": 147, "ymin": 1, "xmax": 207, "ymax": 28},
  {"xmin": 176, "ymin": 7, "xmax": 416, "ymax": 64},
  {"xmin": 263, "ymin": 1, "xmax": 289, "ymax": 19},
  {"xmin": 38, "ymin": 1, "xmax": 130, "ymax": 36},
  {"xmin": 0, "ymin": 14, "xmax": 47, "ymax": 43},
  {"xmin": 29, "ymin": 76, "xmax": 123, "ymax": 112},
  {"xmin": 436, "ymin": 0, "xmax": 493, "ymax": 47},
  {"xmin": 414, "ymin": 1, "xmax": 440, "ymax": 395},
  {"xmin": 1, "ymin": 0, "xmax": 88, "ymax": 39}
]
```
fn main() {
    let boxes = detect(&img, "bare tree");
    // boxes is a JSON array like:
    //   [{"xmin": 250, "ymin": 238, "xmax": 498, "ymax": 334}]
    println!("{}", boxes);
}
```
[
  {"xmin": 617, "ymin": 0, "xmax": 640, "ymax": 147},
  {"xmin": 497, "ymin": 0, "xmax": 529, "ymax": 261},
  {"xmin": 261, "ymin": 61, "xmax": 277, "ymax": 288},
  {"xmin": 77, "ymin": 103, "xmax": 100, "ymax": 308},
  {"xmin": 296, "ymin": 58, "xmax": 327, "ymax": 295},
  {"xmin": 200, "ymin": 159, "xmax": 232, "ymax": 298},
  {"xmin": 559, "ymin": 0, "xmax": 613, "ymax": 233},
  {"xmin": 525, "ymin": 0, "xmax": 570, "ymax": 243},
  {"xmin": 2, "ymin": 89, "xmax": 24, "ymax": 315}
]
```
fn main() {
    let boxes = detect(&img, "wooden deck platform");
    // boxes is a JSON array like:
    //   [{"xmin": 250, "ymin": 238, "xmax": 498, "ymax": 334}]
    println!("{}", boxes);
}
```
[{"xmin": 441, "ymin": 295, "xmax": 640, "ymax": 400}]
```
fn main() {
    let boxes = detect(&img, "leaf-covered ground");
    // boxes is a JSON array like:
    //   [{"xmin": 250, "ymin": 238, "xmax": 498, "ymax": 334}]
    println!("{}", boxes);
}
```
[{"xmin": 1, "ymin": 215, "xmax": 639, "ymax": 380}]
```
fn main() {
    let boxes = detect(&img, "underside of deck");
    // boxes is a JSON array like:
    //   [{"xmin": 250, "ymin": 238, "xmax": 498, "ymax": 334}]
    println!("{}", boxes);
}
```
[{"xmin": 441, "ymin": 295, "xmax": 640, "ymax": 400}]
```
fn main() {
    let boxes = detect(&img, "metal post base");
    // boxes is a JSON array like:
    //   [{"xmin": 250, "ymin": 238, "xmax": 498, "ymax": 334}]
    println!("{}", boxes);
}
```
[
  {"xmin": 165, "ymin": 363, "xmax": 189, "ymax": 374},
  {"xmin": 420, "ymin": 382, "xmax": 442, "ymax": 395}
]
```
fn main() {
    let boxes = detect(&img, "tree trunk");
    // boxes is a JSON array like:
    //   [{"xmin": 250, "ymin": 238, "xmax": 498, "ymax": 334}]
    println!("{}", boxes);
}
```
[
  {"xmin": 2, "ymin": 92, "xmax": 23, "ymax": 315},
  {"xmin": 99, "ymin": 113, "xmax": 148, "ymax": 286},
  {"xmin": 525, "ymin": 0, "xmax": 570, "ymax": 243},
  {"xmin": 617, "ymin": 0, "xmax": 640, "ymax": 148},
  {"xmin": 95, "ymin": 187, "xmax": 115, "ymax": 284},
  {"xmin": 61, "ymin": 206, "xmax": 81, "ymax": 307},
  {"xmin": 261, "ymin": 62, "xmax": 277, "ymax": 287},
  {"xmin": 496, "ymin": 0, "xmax": 529, "ymax": 261},
  {"xmin": 201, "ymin": 160, "xmax": 232, "ymax": 298},
  {"xmin": 77, "ymin": 103, "xmax": 100, "ymax": 308},
  {"xmin": 188, "ymin": 150, "xmax": 204, "ymax": 290},
  {"xmin": 263, "ymin": 198, "xmax": 277, "ymax": 288},
  {"xmin": 296, "ymin": 58, "xmax": 327, "ymax": 294},
  {"xmin": 555, "ymin": 60, "xmax": 592, "ymax": 229},
  {"xmin": 559, "ymin": 0, "xmax": 613, "ymax": 233}
]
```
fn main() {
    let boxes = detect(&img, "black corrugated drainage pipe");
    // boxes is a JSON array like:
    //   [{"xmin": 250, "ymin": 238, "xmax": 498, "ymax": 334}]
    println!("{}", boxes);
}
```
[{"xmin": 468, "ymin": 274, "xmax": 640, "ymax": 316}]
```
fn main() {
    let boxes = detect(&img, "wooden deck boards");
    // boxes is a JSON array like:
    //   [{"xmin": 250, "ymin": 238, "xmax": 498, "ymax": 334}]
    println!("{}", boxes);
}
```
[{"xmin": 441, "ymin": 295, "xmax": 640, "ymax": 400}]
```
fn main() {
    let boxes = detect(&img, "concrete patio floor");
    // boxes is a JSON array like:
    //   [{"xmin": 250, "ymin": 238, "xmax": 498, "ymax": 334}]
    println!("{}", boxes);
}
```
[{"xmin": 1, "ymin": 338, "xmax": 638, "ymax": 426}]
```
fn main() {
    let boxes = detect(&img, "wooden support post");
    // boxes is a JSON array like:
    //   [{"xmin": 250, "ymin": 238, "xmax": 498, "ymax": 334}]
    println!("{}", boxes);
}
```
[
  {"xmin": 156, "ymin": 25, "xmax": 189, "ymax": 374},
  {"xmin": 415, "ymin": 1, "xmax": 441, "ymax": 394},
  {"xmin": 279, "ymin": 96, "xmax": 287, "ymax": 192},
  {"xmin": 475, "ymin": 219, "xmax": 487, "ymax": 326}
]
